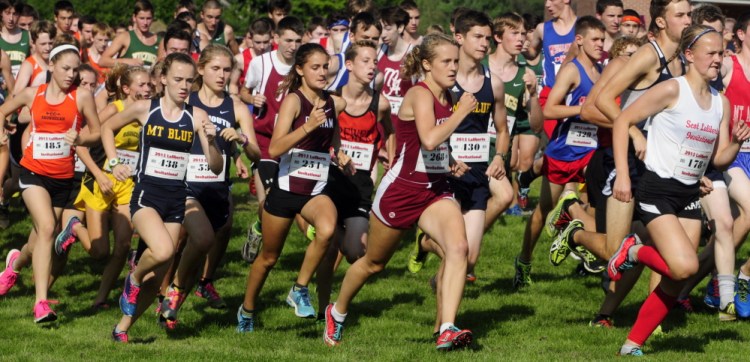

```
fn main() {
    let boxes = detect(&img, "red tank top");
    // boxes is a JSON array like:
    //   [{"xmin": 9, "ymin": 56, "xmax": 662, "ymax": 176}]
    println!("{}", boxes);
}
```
[
  {"xmin": 388, "ymin": 82, "xmax": 453, "ymax": 185},
  {"xmin": 276, "ymin": 90, "xmax": 337, "ymax": 195},
  {"xmin": 26, "ymin": 56, "xmax": 46, "ymax": 87},
  {"xmin": 378, "ymin": 45, "xmax": 413, "ymax": 116},
  {"xmin": 240, "ymin": 48, "xmax": 253, "ymax": 86},
  {"xmin": 338, "ymin": 91, "xmax": 381, "ymax": 171},
  {"xmin": 726, "ymin": 55, "xmax": 750, "ymax": 133},
  {"xmin": 22, "ymin": 84, "xmax": 82, "ymax": 179},
  {"xmin": 253, "ymin": 52, "xmax": 288, "ymax": 159}
]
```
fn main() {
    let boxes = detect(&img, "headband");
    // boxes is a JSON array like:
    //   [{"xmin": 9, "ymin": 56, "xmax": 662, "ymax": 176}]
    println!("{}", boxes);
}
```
[
  {"xmin": 621, "ymin": 15, "xmax": 641, "ymax": 25},
  {"xmin": 686, "ymin": 28, "xmax": 718, "ymax": 50},
  {"xmin": 50, "ymin": 44, "xmax": 79, "ymax": 60},
  {"xmin": 328, "ymin": 19, "xmax": 350, "ymax": 29}
]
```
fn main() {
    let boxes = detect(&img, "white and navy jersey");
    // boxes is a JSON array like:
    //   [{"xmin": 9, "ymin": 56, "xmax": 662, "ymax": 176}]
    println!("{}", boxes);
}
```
[
  {"xmin": 646, "ymin": 76, "xmax": 722, "ymax": 185},
  {"xmin": 185, "ymin": 92, "xmax": 235, "ymax": 187},
  {"xmin": 136, "ymin": 98, "xmax": 195, "ymax": 190},
  {"xmin": 450, "ymin": 66, "xmax": 494, "ymax": 165},
  {"xmin": 277, "ymin": 90, "xmax": 337, "ymax": 195},
  {"xmin": 327, "ymin": 32, "xmax": 351, "ymax": 91}
]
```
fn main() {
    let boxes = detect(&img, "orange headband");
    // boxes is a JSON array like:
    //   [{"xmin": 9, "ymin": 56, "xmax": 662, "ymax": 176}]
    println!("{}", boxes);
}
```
[{"xmin": 622, "ymin": 15, "xmax": 642, "ymax": 25}]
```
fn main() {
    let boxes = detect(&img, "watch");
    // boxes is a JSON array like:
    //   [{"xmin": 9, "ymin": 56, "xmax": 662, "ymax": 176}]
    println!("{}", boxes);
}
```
[{"xmin": 108, "ymin": 158, "xmax": 120, "ymax": 168}]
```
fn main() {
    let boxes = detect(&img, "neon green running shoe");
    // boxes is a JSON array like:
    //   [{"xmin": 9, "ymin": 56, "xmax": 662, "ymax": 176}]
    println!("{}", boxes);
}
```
[
  {"xmin": 545, "ymin": 191, "xmax": 579, "ymax": 238},
  {"xmin": 513, "ymin": 256, "xmax": 532, "ymax": 289},
  {"xmin": 306, "ymin": 225, "xmax": 316, "ymax": 241},
  {"xmin": 549, "ymin": 219, "xmax": 583, "ymax": 266},
  {"xmin": 408, "ymin": 229, "xmax": 429, "ymax": 273}
]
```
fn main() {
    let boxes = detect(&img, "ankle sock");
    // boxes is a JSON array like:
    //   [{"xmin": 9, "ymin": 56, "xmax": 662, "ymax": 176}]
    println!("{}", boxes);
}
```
[
  {"xmin": 439, "ymin": 322, "xmax": 454, "ymax": 334},
  {"xmin": 739, "ymin": 270, "xmax": 750, "ymax": 281},
  {"xmin": 718, "ymin": 274, "xmax": 736, "ymax": 309},
  {"xmin": 331, "ymin": 303, "xmax": 347, "ymax": 323}
]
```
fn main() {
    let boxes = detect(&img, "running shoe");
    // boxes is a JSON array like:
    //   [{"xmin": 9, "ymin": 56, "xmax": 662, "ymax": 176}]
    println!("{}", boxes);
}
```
[
  {"xmin": 575, "ymin": 246, "xmax": 606, "ymax": 273},
  {"xmin": 286, "ymin": 285, "xmax": 315, "ymax": 318},
  {"xmin": 54, "ymin": 215, "xmax": 81, "ymax": 255},
  {"xmin": 704, "ymin": 275, "xmax": 720, "ymax": 309},
  {"xmin": 195, "ymin": 281, "xmax": 227, "ymax": 309},
  {"xmin": 518, "ymin": 188, "xmax": 530, "ymax": 210},
  {"xmin": 33, "ymin": 300, "xmax": 57, "ymax": 323},
  {"xmin": 249, "ymin": 178, "xmax": 257, "ymax": 196},
  {"xmin": 242, "ymin": 221, "xmax": 262, "ymax": 263},
  {"xmin": 676, "ymin": 297, "xmax": 694, "ymax": 313},
  {"xmin": 513, "ymin": 256, "xmax": 532, "ymax": 289},
  {"xmin": 306, "ymin": 225, "xmax": 316, "ymax": 241},
  {"xmin": 112, "ymin": 326, "xmax": 128, "ymax": 343},
  {"xmin": 119, "ymin": 273, "xmax": 140, "ymax": 317},
  {"xmin": 323, "ymin": 304, "xmax": 344, "ymax": 346},
  {"xmin": 549, "ymin": 219, "xmax": 583, "ymax": 266},
  {"xmin": 719, "ymin": 301, "xmax": 737, "ymax": 322},
  {"xmin": 545, "ymin": 191, "xmax": 578, "ymax": 237},
  {"xmin": 505, "ymin": 204, "xmax": 523, "ymax": 216},
  {"xmin": 435, "ymin": 325, "xmax": 473, "ymax": 351},
  {"xmin": 617, "ymin": 346, "xmax": 644, "ymax": 356},
  {"xmin": 589, "ymin": 315, "xmax": 613, "ymax": 328},
  {"xmin": 160, "ymin": 285, "xmax": 186, "ymax": 322},
  {"xmin": 466, "ymin": 274, "xmax": 477, "ymax": 283},
  {"xmin": 735, "ymin": 278, "xmax": 750, "ymax": 318},
  {"xmin": 236, "ymin": 306, "xmax": 254, "ymax": 333},
  {"xmin": 0, "ymin": 249, "xmax": 20, "ymax": 295},
  {"xmin": 408, "ymin": 228, "xmax": 429, "ymax": 274},
  {"xmin": 607, "ymin": 234, "xmax": 641, "ymax": 282}
]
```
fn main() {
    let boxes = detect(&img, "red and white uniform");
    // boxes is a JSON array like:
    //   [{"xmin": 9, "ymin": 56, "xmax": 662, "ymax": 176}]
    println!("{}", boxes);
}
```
[
  {"xmin": 277, "ymin": 90, "xmax": 337, "ymax": 195},
  {"xmin": 377, "ymin": 44, "xmax": 413, "ymax": 125},
  {"xmin": 372, "ymin": 82, "xmax": 454, "ymax": 229},
  {"xmin": 244, "ymin": 50, "xmax": 291, "ymax": 159}
]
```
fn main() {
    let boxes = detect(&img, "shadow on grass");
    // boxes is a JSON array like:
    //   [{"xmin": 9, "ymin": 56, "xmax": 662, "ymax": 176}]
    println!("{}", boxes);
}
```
[
  {"xmin": 461, "ymin": 304, "xmax": 535, "ymax": 339},
  {"xmin": 129, "ymin": 336, "xmax": 157, "ymax": 344},
  {"xmin": 648, "ymin": 329, "xmax": 743, "ymax": 354}
]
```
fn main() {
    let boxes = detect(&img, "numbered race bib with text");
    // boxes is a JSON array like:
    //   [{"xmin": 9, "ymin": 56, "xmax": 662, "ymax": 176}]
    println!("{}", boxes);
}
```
[
  {"xmin": 385, "ymin": 95, "xmax": 404, "ymax": 116},
  {"xmin": 340, "ymin": 141, "xmax": 374, "ymax": 171},
  {"xmin": 565, "ymin": 122, "xmax": 598, "ymax": 148},
  {"xmin": 450, "ymin": 133, "xmax": 490, "ymax": 163},
  {"xmin": 289, "ymin": 149, "xmax": 330, "ymax": 181},
  {"xmin": 33, "ymin": 133, "xmax": 70, "ymax": 160},
  {"xmin": 674, "ymin": 145, "xmax": 711, "ymax": 183},
  {"xmin": 144, "ymin": 147, "xmax": 188, "ymax": 180},
  {"xmin": 415, "ymin": 143, "xmax": 450, "ymax": 173},
  {"xmin": 186, "ymin": 154, "xmax": 227, "ymax": 182}
]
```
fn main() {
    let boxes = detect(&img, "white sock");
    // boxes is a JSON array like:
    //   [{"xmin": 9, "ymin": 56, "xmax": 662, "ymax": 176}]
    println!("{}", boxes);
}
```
[
  {"xmin": 331, "ymin": 303, "xmax": 347, "ymax": 323},
  {"xmin": 718, "ymin": 274, "xmax": 735, "ymax": 309},
  {"xmin": 439, "ymin": 322, "xmax": 454, "ymax": 334},
  {"xmin": 619, "ymin": 343, "xmax": 640, "ymax": 355},
  {"xmin": 740, "ymin": 270, "xmax": 750, "ymax": 281}
]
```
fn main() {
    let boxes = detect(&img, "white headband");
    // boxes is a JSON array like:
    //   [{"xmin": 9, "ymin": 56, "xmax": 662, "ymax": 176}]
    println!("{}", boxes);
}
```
[{"xmin": 49, "ymin": 44, "xmax": 79, "ymax": 60}]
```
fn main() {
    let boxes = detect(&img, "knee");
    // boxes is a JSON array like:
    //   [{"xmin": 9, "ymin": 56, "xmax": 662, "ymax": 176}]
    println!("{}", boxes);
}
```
[
  {"xmin": 36, "ymin": 224, "xmax": 56, "ymax": 240},
  {"xmin": 444, "ymin": 238, "xmax": 469, "ymax": 259},
  {"xmin": 190, "ymin": 234, "xmax": 214, "ymax": 253},
  {"xmin": 671, "ymin": 257, "xmax": 699, "ymax": 281},
  {"xmin": 151, "ymin": 244, "xmax": 175, "ymax": 264},
  {"xmin": 314, "ymin": 222, "xmax": 335, "ymax": 242},
  {"xmin": 257, "ymin": 253, "xmax": 279, "ymax": 270},
  {"xmin": 363, "ymin": 258, "xmax": 386, "ymax": 275}
]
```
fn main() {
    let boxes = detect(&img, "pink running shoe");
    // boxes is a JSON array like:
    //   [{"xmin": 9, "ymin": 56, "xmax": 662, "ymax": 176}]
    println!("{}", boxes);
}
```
[
  {"xmin": 0, "ymin": 249, "xmax": 20, "ymax": 295},
  {"xmin": 34, "ymin": 300, "xmax": 57, "ymax": 323}
]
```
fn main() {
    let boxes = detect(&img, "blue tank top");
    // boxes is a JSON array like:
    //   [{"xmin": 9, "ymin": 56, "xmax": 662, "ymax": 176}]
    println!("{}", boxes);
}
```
[
  {"xmin": 450, "ymin": 66, "xmax": 495, "ymax": 166},
  {"xmin": 542, "ymin": 20, "xmax": 576, "ymax": 88},
  {"xmin": 545, "ymin": 59, "xmax": 600, "ymax": 161},
  {"xmin": 186, "ymin": 92, "xmax": 235, "ymax": 187},
  {"xmin": 136, "ymin": 98, "xmax": 195, "ymax": 191}
]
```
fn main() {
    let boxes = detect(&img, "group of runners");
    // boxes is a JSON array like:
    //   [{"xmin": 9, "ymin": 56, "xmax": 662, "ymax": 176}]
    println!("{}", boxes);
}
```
[{"xmin": 1, "ymin": 0, "xmax": 750, "ymax": 355}]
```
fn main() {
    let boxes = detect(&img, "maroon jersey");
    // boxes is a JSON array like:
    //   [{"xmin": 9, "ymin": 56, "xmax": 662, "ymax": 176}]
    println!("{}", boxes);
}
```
[
  {"xmin": 245, "ymin": 51, "xmax": 290, "ymax": 159},
  {"xmin": 277, "ymin": 90, "xmax": 337, "ymax": 195},
  {"xmin": 387, "ymin": 82, "xmax": 453, "ymax": 185},
  {"xmin": 378, "ymin": 44, "xmax": 413, "ymax": 122}
]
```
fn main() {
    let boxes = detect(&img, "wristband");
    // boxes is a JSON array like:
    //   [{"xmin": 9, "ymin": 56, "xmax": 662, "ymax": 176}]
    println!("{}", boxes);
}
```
[{"xmin": 240, "ymin": 134, "xmax": 249, "ymax": 147}]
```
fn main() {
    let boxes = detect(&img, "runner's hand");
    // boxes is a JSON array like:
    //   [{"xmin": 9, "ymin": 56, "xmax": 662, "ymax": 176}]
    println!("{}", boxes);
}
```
[
  {"xmin": 699, "ymin": 176, "xmax": 713, "ymax": 197},
  {"xmin": 733, "ymin": 119, "xmax": 750, "ymax": 144},
  {"xmin": 450, "ymin": 159, "xmax": 470, "ymax": 178},
  {"xmin": 632, "ymin": 130, "xmax": 647, "ymax": 161},
  {"xmin": 220, "ymin": 127, "xmax": 239, "ymax": 143},
  {"xmin": 613, "ymin": 174, "xmax": 632, "ymax": 203},
  {"xmin": 64, "ymin": 128, "xmax": 79, "ymax": 145},
  {"xmin": 96, "ymin": 173, "xmax": 114, "ymax": 195},
  {"xmin": 203, "ymin": 119, "xmax": 217, "ymax": 142},
  {"xmin": 112, "ymin": 164, "xmax": 131, "ymax": 182},
  {"xmin": 456, "ymin": 92, "xmax": 478, "ymax": 118},
  {"xmin": 486, "ymin": 155, "xmax": 506, "ymax": 180},
  {"xmin": 235, "ymin": 157, "xmax": 249, "ymax": 179}
]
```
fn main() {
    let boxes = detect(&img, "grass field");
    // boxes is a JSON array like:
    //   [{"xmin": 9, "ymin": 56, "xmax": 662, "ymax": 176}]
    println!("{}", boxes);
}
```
[{"xmin": 2, "ymin": 173, "xmax": 750, "ymax": 361}]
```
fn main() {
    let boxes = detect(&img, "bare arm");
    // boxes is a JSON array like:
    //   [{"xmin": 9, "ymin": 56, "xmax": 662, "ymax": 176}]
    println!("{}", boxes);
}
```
[
  {"xmin": 12, "ymin": 60, "xmax": 32, "ymax": 96},
  {"xmin": 233, "ymin": 98, "xmax": 261, "ymax": 162},
  {"xmin": 378, "ymin": 94, "xmax": 396, "ymax": 166},
  {"xmin": 225, "ymin": 25, "xmax": 239, "ymax": 55},
  {"xmin": 542, "ymin": 62, "xmax": 580, "ymax": 120},
  {"xmin": 1, "ymin": 51, "xmax": 14, "ymax": 94},
  {"xmin": 595, "ymin": 45, "xmax": 658, "ymax": 123},
  {"xmin": 76, "ymin": 89, "xmax": 101, "ymax": 146},
  {"xmin": 581, "ymin": 56, "xmax": 628, "ymax": 127},
  {"xmin": 100, "ymin": 32, "xmax": 142, "ymax": 67},
  {"xmin": 193, "ymin": 107, "xmax": 223, "ymax": 174},
  {"xmin": 522, "ymin": 23, "xmax": 544, "ymax": 60},
  {"xmin": 489, "ymin": 75, "xmax": 508, "ymax": 179},
  {"xmin": 714, "ymin": 95, "xmax": 748, "ymax": 169}
]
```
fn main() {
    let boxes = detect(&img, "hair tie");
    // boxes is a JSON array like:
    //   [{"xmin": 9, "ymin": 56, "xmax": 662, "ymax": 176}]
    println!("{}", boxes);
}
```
[
  {"xmin": 49, "ymin": 44, "xmax": 79, "ymax": 60},
  {"xmin": 686, "ymin": 28, "xmax": 718, "ymax": 50}
]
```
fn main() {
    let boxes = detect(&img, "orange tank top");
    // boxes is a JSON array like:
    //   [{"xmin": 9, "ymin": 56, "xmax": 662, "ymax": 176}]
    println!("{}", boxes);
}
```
[
  {"xmin": 26, "ymin": 55, "xmax": 46, "ymax": 87},
  {"xmin": 21, "ymin": 84, "xmax": 82, "ymax": 179},
  {"xmin": 87, "ymin": 53, "xmax": 109, "ymax": 85}
]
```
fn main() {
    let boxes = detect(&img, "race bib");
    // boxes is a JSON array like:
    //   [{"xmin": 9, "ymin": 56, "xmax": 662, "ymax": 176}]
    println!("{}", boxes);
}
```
[
  {"xmin": 105, "ymin": 149, "xmax": 140, "ymax": 176},
  {"xmin": 288, "ymin": 149, "xmax": 330, "ymax": 181},
  {"xmin": 186, "ymin": 154, "xmax": 227, "ymax": 182},
  {"xmin": 144, "ymin": 147, "xmax": 188, "ymax": 180},
  {"xmin": 565, "ymin": 122, "xmax": 598, "ymax": 148},
  {"xmin": 32, "ymin": 133, "xmax": 70, "ymax": 160},
  {"xmin": 450, "ymin": 133, "xmax": 491, "ymax": 163},
  {"xmin": 74, "ymin": 154, "xmax": 86, "ymax": 173},
  {"xmin": 674, "ymin": 145, "xmax": 711, "ymax": 183},
  {"xmin": 340, "ymin": 141, "xmax": 374, "ymax": 171},
  {"xmin": 385, "ymin": 95, "xmax": 404, "ymax": 116},
  {"xmin": 415, "ymin": 143, "xmax": 450, "ymax": 173},
  {"xmin": 506, "ymin": 115, "xmax": 516, "ymax": 136}
]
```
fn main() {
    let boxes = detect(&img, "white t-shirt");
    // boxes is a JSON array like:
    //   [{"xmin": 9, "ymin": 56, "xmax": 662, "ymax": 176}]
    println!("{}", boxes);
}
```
[{"xmin": 243, "ymin": 50, "xmax": 292, "ymax": 91}]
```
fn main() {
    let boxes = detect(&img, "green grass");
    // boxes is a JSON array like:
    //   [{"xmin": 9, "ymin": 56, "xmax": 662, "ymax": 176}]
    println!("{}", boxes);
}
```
[{"xmin": 2, "ymin": 175, "xmax": 750, "ymax": 361}]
